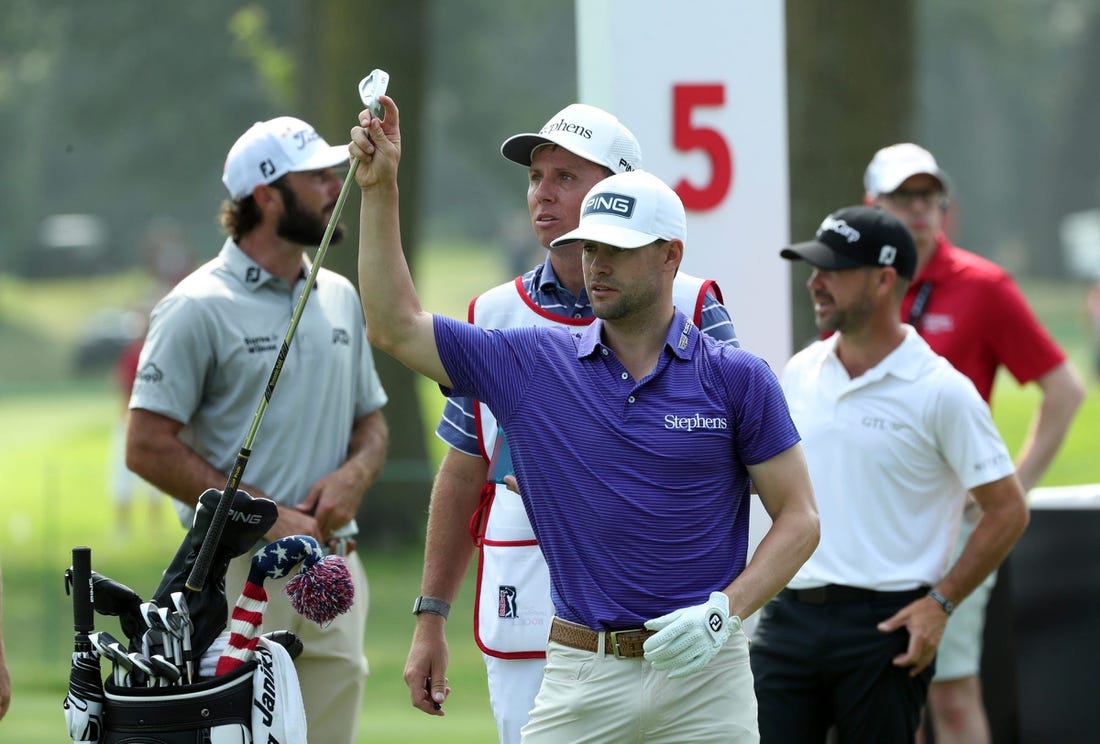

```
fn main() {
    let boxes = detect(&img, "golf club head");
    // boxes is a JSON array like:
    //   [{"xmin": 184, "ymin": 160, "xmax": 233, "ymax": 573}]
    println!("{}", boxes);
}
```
[
  {"xmin": 261, "ymin": 630, "xmax": 303, "ymax": 661},
  {"xmin": 139, "ymin": 601, "xmax": 161, "ymax": 629},
  {"xmin": 358, "ymin": 69, "xmax": 390, "ymax": 120},
  {"xmin": 90, "ymin": 630, "xmax": 121, "ymax": 658},
  {"xmin": 128, "ymin": 652, "xmax": 155, "ymax": 684},
  {"xmin": 91, "ymin": 571, "xmax": 145, "ymax": 649},
  {"xmin": 110, "ymin": 643, "xmax": 134, "ymax": 674},
  {"xmin": 169, "ymin": 591, "xmax": 192, "ymax": 631},
  {"xmin": 157, "ymin": 607, "xmax": 177, "ymax": 637},
  {"xmin": 149, "ymin": 654, "xmax": 181, "ymax": 686}
]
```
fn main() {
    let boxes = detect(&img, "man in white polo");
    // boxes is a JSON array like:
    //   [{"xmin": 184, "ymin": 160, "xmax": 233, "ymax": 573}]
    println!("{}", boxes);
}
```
[{"xmin": 752, "ymin": 205, "xmax": 1029, "ymax": 741}]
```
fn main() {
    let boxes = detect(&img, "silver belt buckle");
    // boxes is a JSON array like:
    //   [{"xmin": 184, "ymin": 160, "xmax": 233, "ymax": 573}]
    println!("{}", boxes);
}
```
[{"xmin": 608, "ymin": 630, "xmax": 628, "ymax": 659}]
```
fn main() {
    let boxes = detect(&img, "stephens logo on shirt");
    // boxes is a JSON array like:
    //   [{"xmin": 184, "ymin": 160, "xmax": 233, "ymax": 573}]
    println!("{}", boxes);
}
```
[{"xmin": 664, "ymin": 413, "xmax": 728, "ymax": 431}]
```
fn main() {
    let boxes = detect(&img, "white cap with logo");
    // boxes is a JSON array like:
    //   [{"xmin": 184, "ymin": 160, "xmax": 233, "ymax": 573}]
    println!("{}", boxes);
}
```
[
  {"xmin": 500, "ymin": 103, "xmax": 642, "ymax": 174},
  {"xmin": 222, "ymin": 116, "xmax": 348, "ymax": 199},
  {"xmin": 550, "ymin": 170, "xmax": 685, "ymax": 249},
  {"xmin": 863, "ymin": 143, "xmax": 949, "ymax": 197}
]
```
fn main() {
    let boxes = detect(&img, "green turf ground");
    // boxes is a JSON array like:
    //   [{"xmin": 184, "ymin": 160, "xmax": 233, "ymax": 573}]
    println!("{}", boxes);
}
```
[{"xmin": 1, "ymin": 257, "xmax": 1098, "ymax": 741}]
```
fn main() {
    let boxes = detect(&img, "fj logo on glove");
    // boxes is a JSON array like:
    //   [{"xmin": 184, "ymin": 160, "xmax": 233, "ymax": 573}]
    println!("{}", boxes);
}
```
[{"xmin": 708, "ymin": 612, "xmax": 723, "ymax": 633}]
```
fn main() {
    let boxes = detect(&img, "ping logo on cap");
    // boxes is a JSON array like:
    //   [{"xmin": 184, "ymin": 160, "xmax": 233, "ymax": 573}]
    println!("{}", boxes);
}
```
[{"xmin": 583, "ymin": 192, "xmax": 635, "ymax": 219}]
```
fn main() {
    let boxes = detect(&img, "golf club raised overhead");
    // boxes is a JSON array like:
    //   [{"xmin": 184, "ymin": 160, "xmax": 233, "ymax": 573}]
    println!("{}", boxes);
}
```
[{"xmin": 185, "ymin": 68, "xmax": 390, "ymax": 592}]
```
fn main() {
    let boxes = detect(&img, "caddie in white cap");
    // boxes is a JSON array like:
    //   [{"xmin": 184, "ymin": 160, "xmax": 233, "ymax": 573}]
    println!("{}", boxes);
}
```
[
  {"xmin": 127, "ymin": 113, "xmax": 388, "ymax": 744},
  {"xmin": 355, "ymin": 94, "xmax": 818, "ymax": 744},
  {"xmin": 500, "ymin": 102, "xmax": 642, "ymax": 174},
  {"xmin": 403, "ymin": 102, "xmax": 740, "ymax": 744}
]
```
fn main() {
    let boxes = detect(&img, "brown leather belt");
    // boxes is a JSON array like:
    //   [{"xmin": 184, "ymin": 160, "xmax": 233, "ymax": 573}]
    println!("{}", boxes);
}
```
[{"xmin": 548, "ymin": 617, "xmax": 655, "ymax": 659}]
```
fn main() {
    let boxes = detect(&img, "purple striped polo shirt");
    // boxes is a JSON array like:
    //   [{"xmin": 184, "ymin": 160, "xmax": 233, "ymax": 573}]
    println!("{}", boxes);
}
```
[{"xmin": 434, "ymin": 310, "xmax": 800, "ymax": 630}]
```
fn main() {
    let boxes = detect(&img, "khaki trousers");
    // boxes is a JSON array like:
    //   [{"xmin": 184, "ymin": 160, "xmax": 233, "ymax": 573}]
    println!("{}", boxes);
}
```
[{"xmin": 521, "ymin": 628, "xmax": 758, "ymax": 743}]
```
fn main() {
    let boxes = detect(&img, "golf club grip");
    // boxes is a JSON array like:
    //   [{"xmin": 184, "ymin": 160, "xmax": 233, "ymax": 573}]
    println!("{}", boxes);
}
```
[
  {"xmin": 185, "ymin": 448, "xmax": 250, "ymax": 591},
  {"xmin": 71, "ymin": 546, "xmax": 94, "ymax": 633}
]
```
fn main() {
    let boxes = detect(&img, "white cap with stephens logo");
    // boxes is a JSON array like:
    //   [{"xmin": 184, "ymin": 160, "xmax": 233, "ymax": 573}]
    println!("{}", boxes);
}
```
[
  {"xmin": 500, "ymin": 103, "xmax": 642, "ymax": 175},
  {"xmin": 222, "ymin": 116, "xmax": 348, "ymax": 199},
  {"xmin": 550, "ymin": 170, "xmax": 685, "ymax": 250}
]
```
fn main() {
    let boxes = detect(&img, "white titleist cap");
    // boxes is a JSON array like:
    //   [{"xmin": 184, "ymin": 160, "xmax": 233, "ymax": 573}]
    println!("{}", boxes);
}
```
[
  {"xmin": 550, "ymin": 170, "xmax": 685, "ymax": 249},
  {"xmin": 500, "ymin": 103, "xmax": 642, "ymax": 174},
  {"xmin": 222, "ymin": 116, "xmax": 348, "ymax": 199},
  {"xmin": 863, "ymin": 142, "xmax": 949, "ymax": 197}
]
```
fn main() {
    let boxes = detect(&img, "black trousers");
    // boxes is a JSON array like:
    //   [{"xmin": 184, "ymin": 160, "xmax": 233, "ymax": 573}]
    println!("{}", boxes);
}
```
[{"xmin": 751, "ymin": 587, "xmax": 935, "ymax": 744}]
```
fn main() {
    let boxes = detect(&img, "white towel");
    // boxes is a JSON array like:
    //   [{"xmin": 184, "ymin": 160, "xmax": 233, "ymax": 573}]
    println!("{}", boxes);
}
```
[{"xmin": 250, "ymin": 636, "xmax": 308, "ymax": 742}]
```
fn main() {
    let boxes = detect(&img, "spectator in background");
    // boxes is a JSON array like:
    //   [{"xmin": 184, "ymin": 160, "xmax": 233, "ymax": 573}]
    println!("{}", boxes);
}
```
[
  {"xmin": 864, "ymin": 143, "xmax": 1085, "ymax": 744},
  {"xmin": 108, "ymin": 326, "xmax": 162, "ymax": 535}
]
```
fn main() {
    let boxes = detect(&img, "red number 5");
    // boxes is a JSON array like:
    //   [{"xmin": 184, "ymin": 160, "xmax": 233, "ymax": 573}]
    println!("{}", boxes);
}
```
[{"xmin": 672, "ymin": 84, "xmax": 733, "ymax": 211}]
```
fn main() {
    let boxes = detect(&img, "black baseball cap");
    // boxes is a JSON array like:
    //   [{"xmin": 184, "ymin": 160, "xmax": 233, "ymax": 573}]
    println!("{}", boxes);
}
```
[{"xmin": 780, "ymin": 206, "xmax": 917, "ymax": 280}]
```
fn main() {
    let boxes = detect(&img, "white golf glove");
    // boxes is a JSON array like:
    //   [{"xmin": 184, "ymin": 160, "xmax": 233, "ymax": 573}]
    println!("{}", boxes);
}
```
[{"xmin": 643, "ymin": 591, "xmax": 738, "ymax": 678}]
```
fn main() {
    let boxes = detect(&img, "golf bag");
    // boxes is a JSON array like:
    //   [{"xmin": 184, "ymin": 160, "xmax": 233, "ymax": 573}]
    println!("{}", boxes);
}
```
[{"xmin": 101, "ymin": 661, "xmax": 255, "ymax": 744}]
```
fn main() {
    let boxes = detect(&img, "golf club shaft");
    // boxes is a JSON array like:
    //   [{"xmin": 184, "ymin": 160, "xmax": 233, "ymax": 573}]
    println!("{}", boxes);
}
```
[{"xmin": 185, "ymin": 159, "xmax": 361, "ymax": 591}]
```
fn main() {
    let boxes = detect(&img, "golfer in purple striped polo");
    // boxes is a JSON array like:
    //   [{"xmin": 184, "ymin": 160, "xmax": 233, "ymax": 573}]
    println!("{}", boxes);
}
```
[{"xmin": 351, "ymin": 97, "xmax": 820, "ymax": 743}]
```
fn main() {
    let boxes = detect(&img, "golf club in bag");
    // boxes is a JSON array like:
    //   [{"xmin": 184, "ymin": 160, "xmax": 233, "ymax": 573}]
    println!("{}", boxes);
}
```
[
  {"xmin": 64, "ymin": 70, "xmax": 386, "ymax": 744},
  {"xmin": 63, "ymin": 547, "xmax": 105, "ymax": 744}
]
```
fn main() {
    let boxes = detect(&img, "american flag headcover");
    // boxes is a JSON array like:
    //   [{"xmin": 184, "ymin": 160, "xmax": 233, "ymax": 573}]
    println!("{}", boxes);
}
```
[{"xmin": 215, "ymin": 535, "xmax": 354, "ymax": 676}]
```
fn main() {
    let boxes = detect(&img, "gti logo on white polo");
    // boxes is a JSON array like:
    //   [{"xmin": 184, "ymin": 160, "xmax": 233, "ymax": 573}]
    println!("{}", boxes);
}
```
[{"xmin": 583, "ymin": 192, "xmax": 635, "ymax": 219}]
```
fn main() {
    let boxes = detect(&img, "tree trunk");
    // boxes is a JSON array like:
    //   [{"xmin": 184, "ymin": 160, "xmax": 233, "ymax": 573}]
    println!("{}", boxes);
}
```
[
  {"xmin": 296, "ymin": 0, "xmax": 433, "ymax": 546},
  {"xmin": 785, "ymin": 0, "xmax": 916, "ymax": 348}
]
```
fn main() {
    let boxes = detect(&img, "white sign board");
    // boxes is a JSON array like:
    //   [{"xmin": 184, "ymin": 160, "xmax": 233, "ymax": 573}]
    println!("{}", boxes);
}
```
[{"xmin": 576, "ymin": 0, "xmax": 791, "ymax": 370}]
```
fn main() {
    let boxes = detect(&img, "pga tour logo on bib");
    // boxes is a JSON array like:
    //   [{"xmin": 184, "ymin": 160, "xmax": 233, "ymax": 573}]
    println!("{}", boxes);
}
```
[{"xmin": 498, "ymin": 585, "xmax": 518, "ymax": 618}]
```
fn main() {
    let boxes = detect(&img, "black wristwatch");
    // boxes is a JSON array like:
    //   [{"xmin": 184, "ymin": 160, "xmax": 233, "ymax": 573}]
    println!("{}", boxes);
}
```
[
  {"xmin": 927, "ymin": 589, "xmax": 955, "ymax": 615},
  {"xmin": 412, "ymin": 595, "xmax": 451, "ymax": 620}
]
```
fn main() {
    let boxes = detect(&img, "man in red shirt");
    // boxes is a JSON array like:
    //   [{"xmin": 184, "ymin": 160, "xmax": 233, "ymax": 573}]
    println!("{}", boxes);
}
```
[{"xmin": 864, "ymin": 143, "xmax": 1085, "ymax": 744}]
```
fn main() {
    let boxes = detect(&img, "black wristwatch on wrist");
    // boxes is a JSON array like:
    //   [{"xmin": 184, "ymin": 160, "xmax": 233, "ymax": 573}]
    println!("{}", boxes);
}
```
[
  {"xmin": 927, "ymin": 589, "xmax": 955, "ymax": 615},
  {"xmin": 412, "ymin": 595, "xmax": 451, "ymax": 620}
]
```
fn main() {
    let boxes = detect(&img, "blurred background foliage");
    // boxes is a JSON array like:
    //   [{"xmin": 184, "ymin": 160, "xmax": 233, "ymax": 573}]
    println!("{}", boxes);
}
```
[{"xmin": 2, "ymin": 1, "xmax": 1100, "ymax": 542}]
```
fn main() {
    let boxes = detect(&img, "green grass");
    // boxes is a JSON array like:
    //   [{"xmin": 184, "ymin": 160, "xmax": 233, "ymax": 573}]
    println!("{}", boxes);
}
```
[{"xmin": 1, "ymin": 256, "xmax": 1098, "ymax": 741}]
